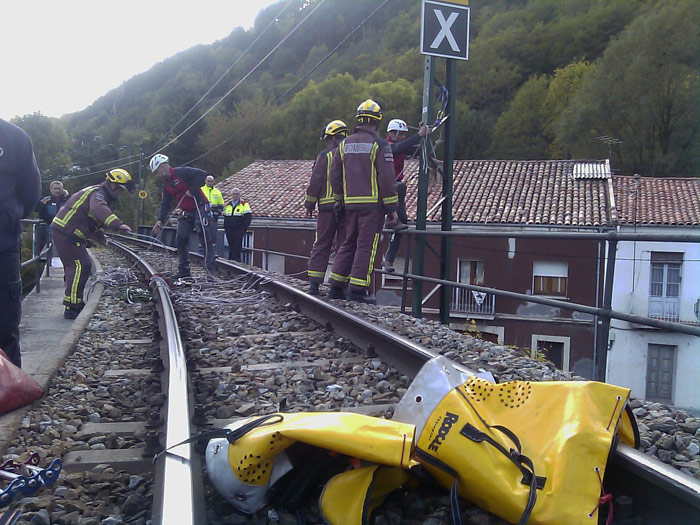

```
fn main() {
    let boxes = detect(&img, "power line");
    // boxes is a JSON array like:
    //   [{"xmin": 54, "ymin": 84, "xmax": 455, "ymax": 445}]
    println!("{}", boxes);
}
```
[
  {"xmin": 150, "ymin": 0, "xmax": 294, "ymax": 151},
  {"xmin": 150, "ymin": 0, "xmax": 328, "ymax": 159},
  {"xmin": 185, "ymin": 0, "xmax": 390, "ymax": 166}
]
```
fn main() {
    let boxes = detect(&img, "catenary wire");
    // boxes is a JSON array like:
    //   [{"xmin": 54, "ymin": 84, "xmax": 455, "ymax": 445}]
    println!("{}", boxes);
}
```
[
  {"xmin": 184, "ymin": 0, "xmax": 390, "ymax": 166},
  {"xmin": 150, "ymin": 0, "xmax": 328, "ymax": 158}
]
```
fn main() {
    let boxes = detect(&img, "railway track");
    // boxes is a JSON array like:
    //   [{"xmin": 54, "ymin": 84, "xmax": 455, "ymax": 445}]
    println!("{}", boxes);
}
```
[{"xmin": 4, "ymin": 235, "xmax": 700, "ymax": 524}]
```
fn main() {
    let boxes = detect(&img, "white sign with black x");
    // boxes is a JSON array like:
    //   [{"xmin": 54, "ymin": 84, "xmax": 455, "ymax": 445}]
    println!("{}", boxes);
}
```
[{"xmin": 420, "ymin": 0, "xmax": 470, "ymax": 60}]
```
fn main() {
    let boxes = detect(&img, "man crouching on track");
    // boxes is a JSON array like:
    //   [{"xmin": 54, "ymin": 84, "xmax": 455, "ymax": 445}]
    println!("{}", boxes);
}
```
[
  {"xmin": 150, "ymin": 154, "xmax": 216, "ymax": 279},
  {"xmin": 51, "ymin": 169, "xmax": 134, "ymax": 319},
  {"xmin": 327, "ymin": 99, "xmax": 399, "ymax": 304}
]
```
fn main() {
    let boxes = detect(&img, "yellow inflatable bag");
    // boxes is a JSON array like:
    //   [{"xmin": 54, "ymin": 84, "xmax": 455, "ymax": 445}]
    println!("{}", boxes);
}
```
[{"xmin": 397, "ymin": 357, "xmax": 635, "ymax": 524}]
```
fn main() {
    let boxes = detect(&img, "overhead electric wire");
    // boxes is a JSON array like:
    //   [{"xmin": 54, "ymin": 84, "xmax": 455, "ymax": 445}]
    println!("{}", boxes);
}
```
[
  {"xmin": 151, "ymin": 0, "xmax": 328, "ymax": 158},
  {"xmin": 185, "ymin": 0, "xmax": 391, "ymax": 166},
  {"xmin": 150, "ymin": 0, "xmax": 294, "ymax": 152}
]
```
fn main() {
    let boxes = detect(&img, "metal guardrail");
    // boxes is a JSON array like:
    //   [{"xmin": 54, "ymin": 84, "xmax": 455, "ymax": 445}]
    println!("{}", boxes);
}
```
[{"xmin": 19, "ymin": 219, "xmax": 53, "ymax": 294}]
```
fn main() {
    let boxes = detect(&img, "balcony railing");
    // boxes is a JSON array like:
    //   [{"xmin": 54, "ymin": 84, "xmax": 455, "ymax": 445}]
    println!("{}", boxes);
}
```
[
  {"xmin": 451, "ymin": 288, "xmax": 495, "ymax": 315},
  {"xmin": 648, "ymin": 298, "xmax": 680, "ymax": 322}
]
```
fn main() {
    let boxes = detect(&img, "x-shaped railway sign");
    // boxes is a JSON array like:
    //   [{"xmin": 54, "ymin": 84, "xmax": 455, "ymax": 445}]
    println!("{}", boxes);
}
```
[{"xmin": 421, "ymin": 0, "xmax": 470, "ymax": 60}]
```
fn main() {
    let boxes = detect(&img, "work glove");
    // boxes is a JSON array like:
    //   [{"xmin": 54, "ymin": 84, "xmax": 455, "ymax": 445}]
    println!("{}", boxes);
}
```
[{"xmin": 333, "ymin": 201, "xmax": 344, "ymax": 223}]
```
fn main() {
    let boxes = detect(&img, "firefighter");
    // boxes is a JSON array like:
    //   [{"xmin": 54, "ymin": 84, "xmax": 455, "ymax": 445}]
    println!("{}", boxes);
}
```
[
  {"xmin": 304, "ymin": 120, "xmax": 349, "ymax": 296},
  {"xmin": 51, "ymin": 169, "xmax": 134, "ymax": 319},
  {"xmin": 150, "ymin": 154, "xmax": 215, "ymax": 278},
  {"xmin": 328, "ymin": 100, "xmax": 399, "ymax": 304},
  {"xmin": 223, "ymin": 188, "xmax": 252, "ymax": 262}
]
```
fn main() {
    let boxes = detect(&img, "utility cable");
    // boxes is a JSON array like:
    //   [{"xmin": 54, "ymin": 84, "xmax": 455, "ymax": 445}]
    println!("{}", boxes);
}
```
[
  {"xmin": 150, "ymin": 0, "xmax": 294, "ymax": 151},
  {"xmin": 185, "ymin": 0, "xmax": 390, "ymax": 165},
  {"xmin": 151, "ymin": 0, "xmax": 328, "ymax": 158}
]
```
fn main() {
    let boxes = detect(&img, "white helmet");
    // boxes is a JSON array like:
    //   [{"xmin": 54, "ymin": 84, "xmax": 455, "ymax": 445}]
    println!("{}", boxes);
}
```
[
  {"xmin": 387, "ymin": 119, "xmax": 408, "ymax": 133},
  {"xmin": 149, "ymin": 153, "xmax": 169, "ymax": 173}
]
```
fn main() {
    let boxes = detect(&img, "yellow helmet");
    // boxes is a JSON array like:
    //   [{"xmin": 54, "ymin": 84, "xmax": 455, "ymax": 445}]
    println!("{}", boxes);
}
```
[
  {"xmin": 106, "ymin": 168, "xmax": 135, "ymax": 192},
  {"xmin": 321, "ymin": 120, "xmax": 348, "ymax": 140},
  {"xmin": 356, "ymin": 99, "xmax": 382, "ymax": 123}
]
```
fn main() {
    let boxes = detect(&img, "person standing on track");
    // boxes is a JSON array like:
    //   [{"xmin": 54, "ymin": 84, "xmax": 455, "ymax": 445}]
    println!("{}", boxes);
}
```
[
  {"xmin": 327, "ymin": 100, "xmax": 399, "ymax": 304},
  {"xmin": 381, "ymin": 118, "xmax": 428, "ymax": 272},
  {"xmin": 200, "ymin": 175, "xmax": 224, "ymax": 256},
  {"xmin": 51, "ymin": 169, "xmax": 133, "ymax": 319},
  {"xmin": 150, "ymin": 154, "xmax": 216, "ymax": 278},
  {"xmin": 0, "ymin": 118, "xmax": 41, "ymax": 367},
  {"xmin": 223, "ymin": 188, "xmax": 252, "ymax": 262},
  {"xmin": 304, "ymin": 120, "xmax": 349, "ymax": 296}
]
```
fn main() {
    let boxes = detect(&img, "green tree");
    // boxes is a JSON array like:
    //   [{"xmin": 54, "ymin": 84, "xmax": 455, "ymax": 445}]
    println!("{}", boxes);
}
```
[
  {"xmin": 11, "ymin": 113, "xmax": 72, "ymax": 180},
  {"xmin": 555, "ymin": 2, "xmax": 700, "ymax": 175}
]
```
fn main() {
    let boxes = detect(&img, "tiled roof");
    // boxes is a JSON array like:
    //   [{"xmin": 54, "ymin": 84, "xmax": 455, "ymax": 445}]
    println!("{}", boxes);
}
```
[
  {"xmin": 612, "ymin": 175, "xmax": 700, "ymax": 226},
  {"xmin": 218, "ymin": 159, "xmax": 613, "ymax": 226}
]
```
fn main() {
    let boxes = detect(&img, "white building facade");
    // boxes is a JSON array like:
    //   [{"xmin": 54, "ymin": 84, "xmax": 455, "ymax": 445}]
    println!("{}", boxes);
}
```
[{"xmin": 607, "ymin": 227, "xmax": 700, "ymax": 410}]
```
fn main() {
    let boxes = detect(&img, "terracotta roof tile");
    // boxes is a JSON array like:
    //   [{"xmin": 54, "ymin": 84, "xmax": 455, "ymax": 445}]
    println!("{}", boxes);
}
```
[
  {"xmin": 219, "ymin": 159, "xmax": 614, "ymax": 226},
  {"xmin": 612, "ymin": 175, "xmax": 700, "ymax": 225}
]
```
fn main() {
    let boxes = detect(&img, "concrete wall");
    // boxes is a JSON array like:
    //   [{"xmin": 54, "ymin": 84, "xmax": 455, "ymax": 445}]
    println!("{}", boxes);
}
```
[{"xmin": 609, "ymin": 226, "xmax": 700, "ymax": 409}]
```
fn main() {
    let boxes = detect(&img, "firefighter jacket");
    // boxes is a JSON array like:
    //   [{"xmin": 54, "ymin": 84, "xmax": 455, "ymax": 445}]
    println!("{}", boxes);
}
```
[
  {"xmin": 201, "ymin": 185, "xmax": 225, "ymax": 218},
  {"xmin": 51, "ymin": 182, "xmax": 123, "ymax": 241},
  {"xmin": 37, "ymin": 193, "xmax": 69, "ymax": 224},
  {"xmin": 223, "ymin": 199, "xmax": 252, "ymax": 231},
  {"xmin": 305, "ymin": 146, "xmax": 338, "ymax": 212},
  {"xmin": 330, "ymin": 125, "xmax": 398, "ymax": 213},
  {"xmin": 157, "ymin": 166, "xmax": 208, "ymax": 222}
]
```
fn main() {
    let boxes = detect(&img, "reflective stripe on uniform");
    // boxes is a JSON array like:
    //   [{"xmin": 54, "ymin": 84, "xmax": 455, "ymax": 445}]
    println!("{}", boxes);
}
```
[
  {"xmin": 104, "ymin": 214, "xmax": 118, "ymax": 227},
  {"xmin": 53, "ymin": 187, "xmax": 97, "ymax": 228},
  {"xmin": 319, "ymin": 150, "xmax": 335, "ymax": 206},
  {"xmin": 341, "ymin": 141, "xmax": 380, "ymax": 205},
  {"xmin": 349, "ymin": 232, "xmax": 380, "ymax": 288},
  {"xmin": 71, "ymin": 260, "xmax": 82, "ymax": 304},
  {"xmin": 307, "ymin": 270, "xmax": 326, "ymax": 279},
  {"xmin": 329, "ymin": 272, "xmax": 350, "ymax": 283}
]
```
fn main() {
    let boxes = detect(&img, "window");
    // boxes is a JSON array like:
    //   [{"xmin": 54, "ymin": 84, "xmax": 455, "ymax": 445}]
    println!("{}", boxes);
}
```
[
  {"xmin": 645, "ymin": 344, "xmax": 676, "ymax": 403},
  {"xmin": 648, "ymin": 252, "xmax": 682, "ymax": 321},
  {"xmin": 453, "ymin": 260, "xmax": 493, "ymax": 314},
  {"xmin": 533, "ymin": 261, "xmax": 568, "ymax": 297},
  {"xmin": 531, "ymin": 334, "xmax": 570, "ymax": 372}
]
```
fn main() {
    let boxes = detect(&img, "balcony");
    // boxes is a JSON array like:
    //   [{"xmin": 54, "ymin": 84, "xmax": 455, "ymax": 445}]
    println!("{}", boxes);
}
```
[
  {"xmin": 451, "ymin": 288, "xmax": 495, "ymax": 316},
  {"xmin": 648, "ymin": 297, "xmax": 680, "ymax": 322}
]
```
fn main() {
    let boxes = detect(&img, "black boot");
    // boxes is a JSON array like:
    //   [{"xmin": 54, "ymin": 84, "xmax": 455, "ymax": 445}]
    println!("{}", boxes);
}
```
[
  {"xmin": 327, "ymin": 286, "xmax": 347, "ymax": 300},
  {"xmin": 64, "ymin": 305, "xmax": 83, "ymax": 320},
  {"xmin": 174, "ymin": 268, "xmax": 191, "ymax": 279},
  {"xmin": 308, "ymin": 281, "xmax": 320, "ymax": 296},
  {"xmin": 347, "ymin": 288, "xmax": 376, "ymax": 305}
]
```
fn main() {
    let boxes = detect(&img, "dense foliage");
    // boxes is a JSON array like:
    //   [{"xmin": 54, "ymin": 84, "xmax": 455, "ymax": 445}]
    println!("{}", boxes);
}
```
[{"xmin": 11, "ymin": 0, "xmax": 700, "ymax": 225}]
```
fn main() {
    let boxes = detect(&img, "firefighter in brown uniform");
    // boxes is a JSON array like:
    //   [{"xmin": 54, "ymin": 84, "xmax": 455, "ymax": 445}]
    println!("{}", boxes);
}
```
[
  {"xmin": 51, "ymin": 169, "xmax": 134, "ymax": 319},
  {"xmin": 328, "ymin": 100, "xmax": 399, "ymax": 304},
  {"xmin": 304, "ymin": 120, "xmax": 349, "ymax": 296}
]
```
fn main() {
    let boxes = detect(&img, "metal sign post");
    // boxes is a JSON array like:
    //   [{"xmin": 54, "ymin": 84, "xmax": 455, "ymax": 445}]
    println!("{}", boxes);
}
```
[
  {"xmin": 411, "ymin": 56, "xmax": 435, "ymax": 318},
  {"xmin": 414, "ymin": 0, "xmax": 469, "ymax": 323}
]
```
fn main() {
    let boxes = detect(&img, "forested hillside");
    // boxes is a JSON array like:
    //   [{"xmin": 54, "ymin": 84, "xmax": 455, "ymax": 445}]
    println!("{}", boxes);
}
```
[{"xmin": 12, "ymin": 0, "xmax": 700, "ymax": 224}]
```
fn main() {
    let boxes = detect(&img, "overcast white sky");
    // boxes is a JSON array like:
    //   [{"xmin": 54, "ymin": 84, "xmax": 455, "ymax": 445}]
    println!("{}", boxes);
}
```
[{"xmin": 1, "ymin": 0, "xmax": 280, "ymax": 121}]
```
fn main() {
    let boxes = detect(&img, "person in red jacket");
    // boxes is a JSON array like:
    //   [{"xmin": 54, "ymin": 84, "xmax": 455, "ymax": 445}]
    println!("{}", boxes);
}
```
[
  {"xmin": 327, "ymin": 100, "xmax": 399, "ymax": 304},
  {"xmin": 304, "ymin": 120, "xmax": 349, "ymax": 296},
  {"xmin": 51, "ymin": 169, "xmax": 133, "ymax": 319},
  {"xmin": 150, "ymin": 154, "xmax": 215, "ymax": 278}
]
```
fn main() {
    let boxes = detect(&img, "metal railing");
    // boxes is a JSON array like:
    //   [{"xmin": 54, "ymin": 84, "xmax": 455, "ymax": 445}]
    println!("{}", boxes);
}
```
[{"xmin": 19, "ymin": 219, "xmax": 53, "ymax": 294}]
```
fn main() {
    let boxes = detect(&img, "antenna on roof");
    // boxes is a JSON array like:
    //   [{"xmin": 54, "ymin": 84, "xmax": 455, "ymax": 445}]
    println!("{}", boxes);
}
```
[{"xmin": 595, "ymin": 135, "xmax": 622, "ymax": 161}]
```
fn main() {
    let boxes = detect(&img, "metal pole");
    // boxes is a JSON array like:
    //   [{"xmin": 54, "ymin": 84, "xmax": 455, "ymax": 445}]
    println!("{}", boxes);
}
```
[
  {"xmin": 412, "ymin": 55, "xmax": 435, "ymax": 318},
  {"xmin": 439, "ymin": 59, "xmax": 456, "ymax": 324},
  {"xmin": 596, "ymin": 239, "xmax": 618, "ymax": 382}
]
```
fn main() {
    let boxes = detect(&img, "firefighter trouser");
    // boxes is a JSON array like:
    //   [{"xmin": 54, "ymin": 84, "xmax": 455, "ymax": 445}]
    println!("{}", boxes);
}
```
[
  {"xmin": 52, "ymin": 229, "xmax": 92, "ymax": 310},
  {"xmin": 0, "ymin": 245, "xmax": 22, "ymax": 368},
  {"xmin": 307, "ymin": 210, "xmax": 347, "ymax": 284},
  {"xmin": 329, "ymin": 208, "xmax": 383, "ymax": 291}
]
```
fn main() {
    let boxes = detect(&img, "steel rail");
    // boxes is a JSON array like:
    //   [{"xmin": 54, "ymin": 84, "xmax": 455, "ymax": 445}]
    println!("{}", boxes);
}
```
[
  {"xmin": 109, "ymin": 240, "xmax": 202, "ymax": 525},
  {"xmin": 113, "ymin": 234, "xmax": 700, "ymax": 523}
]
